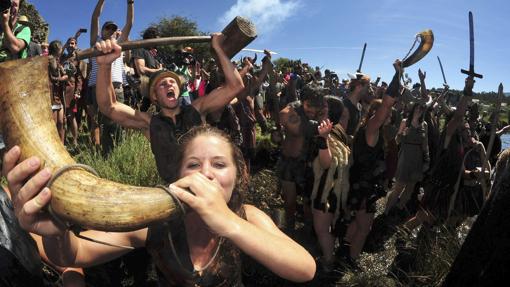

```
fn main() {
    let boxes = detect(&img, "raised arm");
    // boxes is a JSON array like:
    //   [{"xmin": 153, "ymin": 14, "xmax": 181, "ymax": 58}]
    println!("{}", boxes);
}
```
[
  {"xmin": 445, "ymin": 77, "xmax": 474, "ymax": 146},
  {"xmin": 192, "ymin": 33, "xmax": 244, "ymax": 115},
  {"xmin": 365, "ymin": 60, "xmax": 401, "ymax": 146},
  {"xmin": 251, "ymin": 50, "xmax": 273, "ymax": 88},
  {"xmin": 90, "ymin": 0, "xmax": 105, "ymax": 47},
  {"xmin": 418, "ymin": 69, "xmax": 428, "ymax": 99},
  {"xmin": 95, "ymin": 39, "xmax": 151, "ymax": 135},
  {"xmin": 118, "ymin": 0, "xmax": 134, "ymax": 43},
  {"xmin": 238, "ymin": 57, "xmax": 253, "ymax": 78}
]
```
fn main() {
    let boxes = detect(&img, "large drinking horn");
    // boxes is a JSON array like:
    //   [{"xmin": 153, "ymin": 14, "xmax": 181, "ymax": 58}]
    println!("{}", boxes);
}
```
[
  {"xmin": 402, "ymin": 29, "xmax": 434, "ymax": 68},
  {"xmin": 0, "ymin": 57, "xmax": 180, "ymax": 232},
  {"xmin": 76, "ymin": 16, "xmax": 257, "ymax": 60}
]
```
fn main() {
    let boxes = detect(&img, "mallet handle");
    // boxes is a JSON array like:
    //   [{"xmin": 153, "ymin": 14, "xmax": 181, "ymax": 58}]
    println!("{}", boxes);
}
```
[{"xmin": 76, "ymin": 36, "xmax": 211, "ymax": 60}]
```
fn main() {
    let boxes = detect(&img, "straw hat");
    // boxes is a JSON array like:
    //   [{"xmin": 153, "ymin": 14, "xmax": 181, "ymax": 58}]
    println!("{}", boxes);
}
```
[{"xmin": 18, "ymin": 15, "xmax": 29, "ymax": 25}]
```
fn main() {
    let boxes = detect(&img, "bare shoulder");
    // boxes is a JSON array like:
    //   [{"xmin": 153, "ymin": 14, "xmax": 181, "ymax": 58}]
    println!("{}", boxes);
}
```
[
  {"xmin": 244, "ymin": 205, "xmax": 276, "ymax": 227},
  {"xmin": 244, "ymin": 204, "xmax": 286, "ymax": 237},
  {"xmin": 280, "ymin": 105, "xmax": 300, "ymax": 127},
  {"xmin": 280, "ymin": 105, "xmax": 292, "ymax": 117}
]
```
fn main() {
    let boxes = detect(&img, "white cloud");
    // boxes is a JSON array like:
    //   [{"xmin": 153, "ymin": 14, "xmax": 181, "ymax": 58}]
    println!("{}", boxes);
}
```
[{"xmin": 219, "ymin": 0, "xmax": 301, "ymax": 35}]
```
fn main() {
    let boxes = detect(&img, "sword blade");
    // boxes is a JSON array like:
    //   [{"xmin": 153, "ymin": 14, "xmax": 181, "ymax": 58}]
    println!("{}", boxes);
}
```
[
  {"xmin": 468, "ymin": 11, "xmax": 475, "ymax": 70},
  {"xmin": 241, "ymin": 48, "xmax": 278, "ymax": 55},
  {"xmin": 357, "ymin": 43, "xmax": 367, "ymax": 73},
  {"xmin": 437, "ymin": 56, "xmax": 448, "ymax": 85}
]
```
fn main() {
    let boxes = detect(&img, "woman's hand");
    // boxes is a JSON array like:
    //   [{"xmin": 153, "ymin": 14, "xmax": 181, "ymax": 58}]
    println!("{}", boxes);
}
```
[
  {"xmin": 170, "ymin": 172, "xmax": 238, "ymax": 236},
  {"xmin": 2, "ymin": 146, "xmax": 66, "ymax": 237},
  {"xmin": 318, "ymin": 119, "xmax": 332, "ymax": 138}
]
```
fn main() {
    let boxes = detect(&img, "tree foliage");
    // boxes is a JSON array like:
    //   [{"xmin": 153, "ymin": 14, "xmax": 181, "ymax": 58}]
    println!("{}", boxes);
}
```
[
  {"xmin": 20, "ymin": 1, "xmax": 48, "ymax": 43},
  {"xmin": 140, "ymin": 16, "xmax": 213, "ymax": 66}
]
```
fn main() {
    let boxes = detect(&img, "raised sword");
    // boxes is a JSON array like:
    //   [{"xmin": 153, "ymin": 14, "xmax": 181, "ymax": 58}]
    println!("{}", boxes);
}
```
[{"xmin": 460, "ymin": 11, "xmax": 483, "ymax": 79}]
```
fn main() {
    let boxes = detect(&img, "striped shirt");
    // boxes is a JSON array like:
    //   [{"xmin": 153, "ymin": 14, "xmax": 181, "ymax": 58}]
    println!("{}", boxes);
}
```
[{"xmin": 88, "ymin": 36, "xmax": 125, "ymax": 87}]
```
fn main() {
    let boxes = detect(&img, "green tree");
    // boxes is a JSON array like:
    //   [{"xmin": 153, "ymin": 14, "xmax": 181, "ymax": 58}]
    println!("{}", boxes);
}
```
[
  {"xmin": 20, "ymin": 1, "xmax": 48, "ymax": 44},
  {"xmin": 141, "ymin": 16, "xmax": 212, "ymax": 67}
]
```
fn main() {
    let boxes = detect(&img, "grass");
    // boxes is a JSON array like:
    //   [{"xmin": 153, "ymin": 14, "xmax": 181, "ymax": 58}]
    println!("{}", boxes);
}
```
[{"xmin": 74, "ymin": 130, "xmax": 163, "ymax": 187}]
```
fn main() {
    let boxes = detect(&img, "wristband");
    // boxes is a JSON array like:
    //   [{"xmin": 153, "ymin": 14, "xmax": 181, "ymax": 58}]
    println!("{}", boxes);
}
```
[
  {"xmin": 128, "ymin": 0, "xmax": 134, "ymax": 4},
  {"xmin": 317, "ymin": 136, "xmax": 328, "ymax": 149},
  {"xmin": 386, "ymin": 71, "xmax": 400, "ymax": 98}
]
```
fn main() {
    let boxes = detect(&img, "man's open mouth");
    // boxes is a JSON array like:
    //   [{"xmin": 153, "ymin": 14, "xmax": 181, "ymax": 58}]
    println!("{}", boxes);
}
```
[{"xmin": 166, "ymin": 91, "xmax": 176, "ymax": 98}]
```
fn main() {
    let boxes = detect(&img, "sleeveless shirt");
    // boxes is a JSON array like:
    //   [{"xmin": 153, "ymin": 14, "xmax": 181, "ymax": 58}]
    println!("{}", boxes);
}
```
[
  {"xmin": 149, "ymin": 105, "xmax": 202, "ymax": 183},
  {"xmin": 146, "ymin": 211, "xmax": 245, "ymax": 287}
]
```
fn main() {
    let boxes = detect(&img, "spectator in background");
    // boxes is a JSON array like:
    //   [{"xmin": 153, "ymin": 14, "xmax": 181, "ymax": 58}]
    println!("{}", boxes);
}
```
[
  {"xmin": 62, "ymin": 36, "xmax": 85, "ymax": 148},
  {"xmin": 132, "ymin": 26, "xmax": 163, "ymax": 111},
  {"xmin": 0, "ymin": 0, "xmax": 30, "ymax": 62},
  {"xmin": 40, "ymin": 42, "xmax": 49, "ymax": 56},
  {"xmin": 48, "ymin": 40, "xmax": 68, "ymax": 144},
  {"xmin": 86, "ymin": 0, "xmax": 133, "ymax": 155},
  {"xmin": 17, "ymin": 15, "xmax": 41, "ymax": 57}
]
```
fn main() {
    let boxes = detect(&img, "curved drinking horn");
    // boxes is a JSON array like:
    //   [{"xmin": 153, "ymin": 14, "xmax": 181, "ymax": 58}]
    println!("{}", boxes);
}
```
[
  {"xmin": 0, "ymin": 57, "xmax": 181, "ymax": 232},
  {"xmin": 402, "ymin": 29, "xmax": 434, "ymax": 68}
]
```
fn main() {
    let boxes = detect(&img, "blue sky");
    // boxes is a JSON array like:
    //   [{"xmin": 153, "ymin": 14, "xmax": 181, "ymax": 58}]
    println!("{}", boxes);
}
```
[{"xmin": 30, "ymin": 0, "xmax": 510, "ymax": 92}]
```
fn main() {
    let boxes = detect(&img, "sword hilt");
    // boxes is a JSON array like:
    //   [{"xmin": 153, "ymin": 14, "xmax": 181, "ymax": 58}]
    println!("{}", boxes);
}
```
[{"xmin": 461, "ymin": 68, "xmax": 483, "ymax": 79}]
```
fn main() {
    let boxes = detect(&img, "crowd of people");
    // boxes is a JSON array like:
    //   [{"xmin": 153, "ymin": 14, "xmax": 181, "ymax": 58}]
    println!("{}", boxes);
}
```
[{"xmin": 1, "ymin": 0, "xmax": 509, "ymax": 286}]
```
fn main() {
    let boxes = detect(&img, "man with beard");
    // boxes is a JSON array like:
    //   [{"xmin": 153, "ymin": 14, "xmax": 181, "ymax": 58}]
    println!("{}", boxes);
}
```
[
  {"xmin": 341, "ymin": 73, "xmax": 374, "ymax": 137},
  {"xmin": 94, "ymin": 34, "xmax": 243, "ymax": 183},
  {"xmin": 277, "ymin": 85, "xmax": 327, "ymax": 232}
]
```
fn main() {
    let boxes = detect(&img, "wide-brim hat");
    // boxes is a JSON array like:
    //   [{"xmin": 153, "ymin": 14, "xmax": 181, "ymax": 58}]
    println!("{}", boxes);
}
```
[
  {"xmin": 148, "ymin": 70, "xmax": 185, "ymax": 102},
  {"xmin": 18, "ymin": 15, "xmax": 29, "ymax": 25}
]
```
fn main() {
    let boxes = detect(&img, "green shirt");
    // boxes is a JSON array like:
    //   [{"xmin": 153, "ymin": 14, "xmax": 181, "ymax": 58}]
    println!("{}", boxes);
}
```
[{"xmin": 0, "ymin": 23, "xmax": 31, "ymax": 62}]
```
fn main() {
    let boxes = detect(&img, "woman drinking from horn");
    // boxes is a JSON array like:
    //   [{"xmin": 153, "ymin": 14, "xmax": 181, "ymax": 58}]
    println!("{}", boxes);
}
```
[{"xmin": 2, "ymin": 125, "xmax": 316, "ymax": 286}]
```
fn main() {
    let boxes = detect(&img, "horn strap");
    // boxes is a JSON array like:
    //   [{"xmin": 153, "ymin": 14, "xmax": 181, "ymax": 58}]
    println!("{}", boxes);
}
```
[
  {"xmin": 45, "ymin": 163, "xmax": 100, "ymax": 231},
  {"xmin": 402, "ymin": 36, "xmax": 420, "ymax": 63},
  {"xmin": 157, "ymin": 185, "xmax": 187, "ymax": 217}
]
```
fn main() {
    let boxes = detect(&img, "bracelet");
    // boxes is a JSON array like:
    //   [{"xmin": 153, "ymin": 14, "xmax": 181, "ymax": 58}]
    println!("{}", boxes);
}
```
[{"xmin": 317, "ymin": 136, "xmax": 328, "ymax": 149}]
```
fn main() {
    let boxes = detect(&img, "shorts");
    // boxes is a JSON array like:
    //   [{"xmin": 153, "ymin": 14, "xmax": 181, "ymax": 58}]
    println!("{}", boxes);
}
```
[
  {"xmin": 348, "ymin": 181, "xmax": 386, "ymax": 214},
  {"xmin": 276, "ymin": 155, "xmax": 307, "ymax": 189},
  {"xmin": 51, "ymin": 104, "xmax": 63, "ymax": 111}
]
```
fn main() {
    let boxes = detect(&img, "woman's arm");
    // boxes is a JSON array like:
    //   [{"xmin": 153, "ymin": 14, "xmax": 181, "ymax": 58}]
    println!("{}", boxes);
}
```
[
  {"xmin": 171, "ymin": 173, "xmax": 316, "ymax": 282},
  {"xmin": 317, "ymin": 119, "xmax": 333, "ymax": 169},
  {"xmin": 239, "ymin": 205, "xmax": 316, "ymax": 282},
  {"xmin": 2, "ymin": 146, "xmax": 146, "ymax": 268},
  {"xmin": 395, "ymin": 119, "xmax": 407, "ymax": 145}
]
